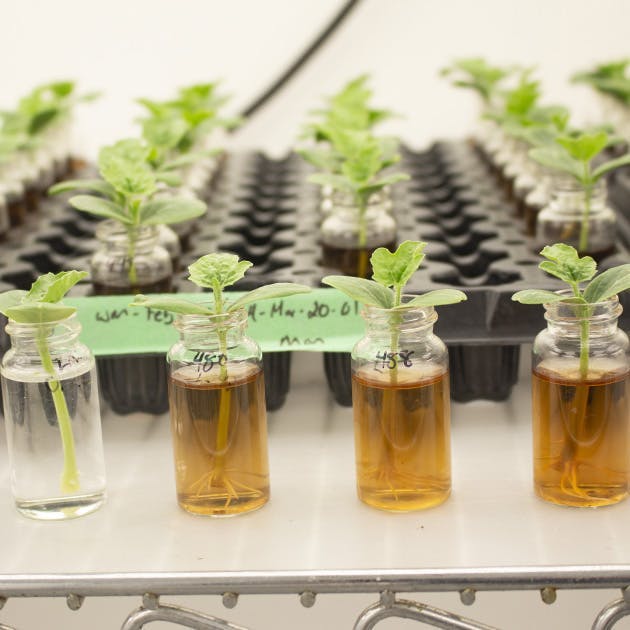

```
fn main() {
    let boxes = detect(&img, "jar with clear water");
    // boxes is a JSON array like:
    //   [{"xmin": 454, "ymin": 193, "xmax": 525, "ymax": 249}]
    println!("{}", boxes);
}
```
[{"xmin": 0, "ymin": 314, "xmax": 107, "ymax": 519}]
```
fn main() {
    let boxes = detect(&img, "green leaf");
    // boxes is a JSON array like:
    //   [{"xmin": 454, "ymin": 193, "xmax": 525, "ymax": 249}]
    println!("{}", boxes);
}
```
[
  {"xmin": 400, "ymin": 289, "xmax": 467, "ymax": 308},
  {"xmin": 98, "ymin": 139, "xmax": 156, "ymax": 197},
  {"xmin": 161, "ymin": 150, "xmax": 221, "ymax": 171},
  {"xmin": 583, "ymin": 264, "xmax": 630, "ymax": 303},
  {"xmin": 557, "ymin": 132, "xmax": 608, "ymax": 162},
  {"xmin": 592, "ymin": 154, "xmax": 630, "ymax": 180},
  {"xmin": 321, "ymin": 276, "xmax": 393, "ymax": 309},
  {"xmin": 129, "ymin": 295, "xmax": 214, "ymax": 315},
  {"xmin": 371, "ymin": 241, "xmax": 426, "ymax": 291},
  {"xmin": 138, "ymin": 197, "xmax": 206, "ymax": 225},
  {"xmin": 0, "ymin": 290, "xmax": 27, "ymax": 316},
  {"xmin": 48, "ymin": 179, "xmax": 117, "ymax": 199},
  {"xmin": 68, "ymin": 194, "xmax": 131, "ymax": 223},
  {"xmin": 511, "ymin": 289, "xmax": 566, "ymax": 304},
  {"xmin": 5, "ymin": 303, "xmax": 77, "ymax": 324},
  {"xmin": 228, "ymin": 283, "xmax": 312, "ymax": 312},
  {"xmin": 188, "ymin": 253, "xmax": 253, "ymax": 291},
  {"xmin": 24, "ymin": 271, "xmax": 87, "ymax": 303},
  {"xmin": 528, "ymin": 145, "xmax": 584, "ymax": 182},
  {"xmin": 141, "ymin": 116, "xmax": 188, "ymax": 150},
  {"xmin": 539, "ymin": 243, "xmax": 597, "ymax": 284},
  {"xmin": 155, "ymin": 171, "xmax": 182, "ymax": 187}
]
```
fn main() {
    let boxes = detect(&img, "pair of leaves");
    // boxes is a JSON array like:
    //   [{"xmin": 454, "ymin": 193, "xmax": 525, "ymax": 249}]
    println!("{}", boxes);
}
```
[
  {"xmin": 322, "ymin": 241, "xmax": 467, "ymax": 310},
  {"xmin": 0, "ymin": 271, "xmax": 86, "ymax": 324},
  {"xmin": 440, "ymin": 58, "xmax": 511, "ymax": 102},
  {"xmin": 130, "ymin": 253, "xmax": 311, "ymax": 316},
  {"xmin": 529, "ymin": 131, "xmax": 630, "ymax": 187},
  {"xmin": 512, "ymin": 244, "xmax": 630, "ymax": 305}
]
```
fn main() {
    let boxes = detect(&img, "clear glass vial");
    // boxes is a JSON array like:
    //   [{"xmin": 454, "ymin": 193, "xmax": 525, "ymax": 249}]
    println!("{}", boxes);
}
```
[
  {"xmin": 351, "ymin": 302, "xmax": 451, "ymax": 511},
  {"xmin": 167, "ymin": 308, "xmax": 270, "ymax": 516},
  {"xmin": 536, "ymin": 179, "xmax": 616, "ymax": 260},
  {"xmin": 532, "ymin": 295, "xmax": 630, "ymax": 507},
  {"xmin": 320, "ymin": 192, "xmax": 396, "ymax": 278},
  {"xmin": 1, "ymin": 314, "xmax": 107, "ymax": 519},
  {"xmin": 91, "ymin": 220, "xmax": 173, "ymax": 295}
]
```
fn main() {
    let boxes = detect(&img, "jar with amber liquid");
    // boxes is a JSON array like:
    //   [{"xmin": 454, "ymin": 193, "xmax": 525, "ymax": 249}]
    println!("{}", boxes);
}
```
[
  {"xmin": 321, "ymin": 192, "xmax": 396, "ymax": 278},
  {"xmin": 90, "ymin": 220, "xmax": 173, "ymax": 295},
  {"xmin": 351, "ymin": 301, "xmax": 451, "ymax": 511},
  {"xmin": 532, "ymin": 295, "xmax": 630, "ymax": 507},
  {"xmin": 166, "ymin": 309, "xmax": 270, "ymax": 516}
]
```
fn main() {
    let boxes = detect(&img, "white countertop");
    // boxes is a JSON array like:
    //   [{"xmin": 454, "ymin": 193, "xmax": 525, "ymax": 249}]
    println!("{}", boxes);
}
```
[{"xmin": 1, "ymin": 349, "xmax": 629, "ymax": 579}]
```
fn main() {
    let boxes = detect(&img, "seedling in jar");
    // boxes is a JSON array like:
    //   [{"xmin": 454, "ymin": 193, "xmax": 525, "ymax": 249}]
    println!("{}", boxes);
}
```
[
  {"xmin": 0, "ymin": 271, "xmax": 87, "ymax": 493},
  {"xmin": 512, "ymin": 244, "xmax": 630, "ymax": 505},
  {"xmin": 528, "ymin": 131, "xmax": 630, "ymax": 253},
  {"xmin": 48, "ymin": 139, "xmax": 206, "ymax": 285},
  {"xmin": 131, "ymin": 253, "xmax": 311, "ymax": 508}
]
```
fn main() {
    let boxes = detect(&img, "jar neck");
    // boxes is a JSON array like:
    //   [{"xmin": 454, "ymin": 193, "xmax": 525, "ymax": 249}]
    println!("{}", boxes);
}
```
[
  {"xmin": 550, "ymin": 178, "xmax": 607, "ymax": 215},
  {"xmin": 545, "ymin": 296, "xmax": 621, "ymax": 339},
  {"xmin": 361, "ymin": 301, "xmax": 437, "ymax": 339},
  {"xmin": 174, "ymin": 309, "xmax": 248, "ymax": 348},
  {"xmin": 330, "ymin": 191, "xmax": 390, "ymax": 217},
  {"xmin": 96, "ymin": 221, "xmax": 159, "ymax": 253},
  {"xmin": 6, "ymin": 315, "xmax": 82, "ymax": 354}
]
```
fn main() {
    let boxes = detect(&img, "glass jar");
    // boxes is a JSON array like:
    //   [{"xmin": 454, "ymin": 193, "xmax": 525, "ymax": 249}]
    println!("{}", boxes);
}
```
[
  {"xmin": 320, "ymin": 192, "xmax": 396, "ymax": 278},
  {"xmin": 167, "ymin": 308, "xmax": 270, "ymax": 516},
  {"xmin": 532, "ymin": 295, "xmax": 629, "ymax": 507},
  {"xmin": 91, "ymin": 220, "xmax": 173, "ymax": 295},
  {"xmin": 351, "ymin": 302, "xmax": 451, "ymax": 511},
  {"xmin": 523, "ymin": 166, "xmax": 555, "ymax": 237},
  {"xmin": 0, "ymin": 314, "xmax": 107, "ymax": 519},
  {"xmin": 535, "ymin": 179, "xmax": 616, "ymax": 260},
  {"xmin": 0, "ymin": 163, "xmax": 27, "ymax": 227}
]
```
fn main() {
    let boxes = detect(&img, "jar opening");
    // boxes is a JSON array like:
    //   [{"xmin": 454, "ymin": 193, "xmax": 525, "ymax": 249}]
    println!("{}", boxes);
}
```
[
  {"xmin": 544, "ymin": 291, "xmax": 622, "ymax": 323},
  {"xmin": 362, "ymin": 295, "xmax": 438, "ymax": 327},
  {"xmin": 5, "ymin": 312, "xmax": 80, "ymax": 339},
  {"xmin": 174, "ymin": 307, "xmax": 248, "ymax": 332}
]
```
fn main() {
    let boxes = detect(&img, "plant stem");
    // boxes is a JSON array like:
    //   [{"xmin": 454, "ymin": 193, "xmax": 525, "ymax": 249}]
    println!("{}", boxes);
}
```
[
  {"xmin": 571, "ymin": 282, "xmax": 590, "ymax": 380},
  {"xmin": 578, "ymin": 177, "xmax": 592, "ymax": 254},
  {"xmin": 35, "ymin": 328, "xmax": 79, "ymax": 494},
  {"xmin": 126, "ymin": 227, "xmax": 138, "ymax": 287},
  {"xmin": 356, "ymin": 195, "xmax": 369, "ymax": 278}
]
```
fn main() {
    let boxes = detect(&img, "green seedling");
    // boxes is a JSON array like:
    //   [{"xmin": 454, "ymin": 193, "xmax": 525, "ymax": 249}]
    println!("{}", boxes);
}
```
[
  {"xmin": 440, "ymin": 57, "xmax": 512, "ymax": 104},
  {"xmin": 572, "ymin": 60, "xmax": 630, "ymax": 104},
  {"xmin": 308, "ymin": 129, "xmax": 408, "ymax": 276},
  {"xmin": 0, "ymin": 271, "xmax": 88, "ymax": 494},
  {"xmin": 528, "ymin": 131, "xmax": 630, "ymax": 252},
  {"xmin": 131, "ymin": 253, "xmax": 310, "ymax": 505},
  {"xmin": 49, "ymin": 138, "xmax": 206, "ymax": 285},
  {"xmin": 323, "ymin": 240, "xmax": 466, "ymax": 378},
  {"xmin": 512, "ymin": 243, "xmax": 630, "ymax": 378}
]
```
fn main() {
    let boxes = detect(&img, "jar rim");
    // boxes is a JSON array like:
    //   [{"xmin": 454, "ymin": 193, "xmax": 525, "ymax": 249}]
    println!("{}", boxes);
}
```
[
  {"xmin": 362, "ymin": 295, "xmax": 438, "ymax": 326},
  {"xmin": 96, "ymin": 220, "xmax": 158, "ymax": 240},
  {"xmin": 174, "ymin": 307, "xmax": 248, "ymax": 331},
  {"xmin": 544, "ymin": 291, "xmax": 622, "ymax": 322},
  {"xmin": 5, "ymin": 311, "xmax": 79, "ymax": 337}
]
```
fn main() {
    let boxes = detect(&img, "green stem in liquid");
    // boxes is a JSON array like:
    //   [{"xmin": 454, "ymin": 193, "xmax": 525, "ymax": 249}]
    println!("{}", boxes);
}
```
[{"xmin": 35, "ymin": 329, "xmax": 80, "ymax": 493}]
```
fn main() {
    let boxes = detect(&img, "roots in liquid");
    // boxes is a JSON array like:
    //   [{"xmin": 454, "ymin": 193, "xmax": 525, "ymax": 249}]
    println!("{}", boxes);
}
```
[
  {"xmin": 168, "ymin": 364, "xmax": 270, "ymax": 516},
  {"xmin": 533, "ymin": 359, "xmax": 630, "ymax": 507},
  {"xmin": 352, "ymin": 367, "xmax": 451, "ymax": 511}
]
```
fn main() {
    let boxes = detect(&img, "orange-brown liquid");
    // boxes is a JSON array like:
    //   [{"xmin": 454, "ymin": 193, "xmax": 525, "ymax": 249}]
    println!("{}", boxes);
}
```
[
  {"xmin": 321, "ymin": 240, "xmax": 396, "ymax": 278},
  {"xmin": 168, "ymin": 364, "xmax": 270, "ymax": 516},
  {"xmin": 92, "ymin": 276, "xmax": 172, "ymax": 296},
  {"xmin": 351, "ymin": 367, "xmax": 451, "ymax": 511},
  {"xmin": 533, "ymin": 359, "xmax": 630, "ymax": 507}
]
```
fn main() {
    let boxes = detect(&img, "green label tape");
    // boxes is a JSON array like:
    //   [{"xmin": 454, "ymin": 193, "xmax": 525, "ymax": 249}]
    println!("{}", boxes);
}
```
[{"xmin": 65, "ymin": 289, "xmax": 364, "ymax": 356}]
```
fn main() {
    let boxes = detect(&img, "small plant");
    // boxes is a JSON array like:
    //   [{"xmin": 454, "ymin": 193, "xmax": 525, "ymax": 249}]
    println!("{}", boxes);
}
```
[
  {"xmin": 528, "ymin": 131, "xmax": 630, "ymax": 252},
  {"xmin": 512, "ymin": 243, "xmax": 630, "ymax": 378},
  {"xmin": 572, "ymin": 60, "xmax": 630, "ymax": 104},
  {"xmin": 49, "ymin": 138, "xmax": 206, "ymax": 284},
  {"xmin": 131, "ymin": 254, "xmax": 310, "ymax": 507},
  {"xmin": 440, "ymin": 57, "xmax": 512, "ymax": 105},
  {"xmin": 0, "ymin": 271, "xmax": 87, "ymax": 493},
  {"xmin": 323, "ymin": 241, "xmax": 466, "ymax": 375},
  {"xmin": 308, "ymin": 129, "xmax": 408, "ymax": 276},
  {"xmin": 131, "ymin": 253, "xmax": 312, "ymax": 380}
]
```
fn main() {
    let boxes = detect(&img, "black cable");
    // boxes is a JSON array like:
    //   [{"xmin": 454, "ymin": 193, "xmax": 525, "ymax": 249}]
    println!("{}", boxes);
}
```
[{"xmin": 237, "ymin": 0, "xmax": 362, "ymax": 123}]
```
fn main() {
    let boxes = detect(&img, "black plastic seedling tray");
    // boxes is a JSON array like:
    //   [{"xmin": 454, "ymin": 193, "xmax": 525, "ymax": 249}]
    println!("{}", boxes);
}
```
[{"xmin": 0, "ymin": 141, "xmax": 628, "ymax": 414}]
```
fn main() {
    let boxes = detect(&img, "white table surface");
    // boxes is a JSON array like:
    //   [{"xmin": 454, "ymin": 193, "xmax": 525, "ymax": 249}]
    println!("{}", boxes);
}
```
[{"xmin": 1, "ymin": 349, "xmax": 629, "ymax": 579}]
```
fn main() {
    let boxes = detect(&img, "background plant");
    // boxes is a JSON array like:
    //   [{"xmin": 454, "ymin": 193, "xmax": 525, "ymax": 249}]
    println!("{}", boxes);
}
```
[
  {"xmin": 528, "ymin": 130, "xmax": 630, "ymax": 251},
  {"xmin": 49, "ymin": 138, "xmax": 206, "ymax": 285},
  {"xmin": 0, "ymin": 271, "xmax": 88, "ymax": 494},
  {"xmin": 512, "ymin": 243, "xmax": 630, "ymax": 378}
]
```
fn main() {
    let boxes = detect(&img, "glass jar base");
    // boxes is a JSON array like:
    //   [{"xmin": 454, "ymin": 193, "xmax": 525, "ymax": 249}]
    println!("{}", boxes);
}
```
[
  {"xmin": 358, "ymin": 487, "xmax": 450, "ymax": 512},
  {"xmin": 15, "ymin": 491, "xmax": 106, "ymax": 520},
  {"xmin": 535, "ymin": 484, "xmax": 628, "ymax": 508},
  {"xmin": 177, "ymin": 491, "xmax": 269, "ymax": 517}
]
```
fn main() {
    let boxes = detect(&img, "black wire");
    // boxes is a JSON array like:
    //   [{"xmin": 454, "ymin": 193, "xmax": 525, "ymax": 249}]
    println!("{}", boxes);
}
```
[{"xmin": 236, "ymin": 0, "xmax": 362, "ymax": 124}]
